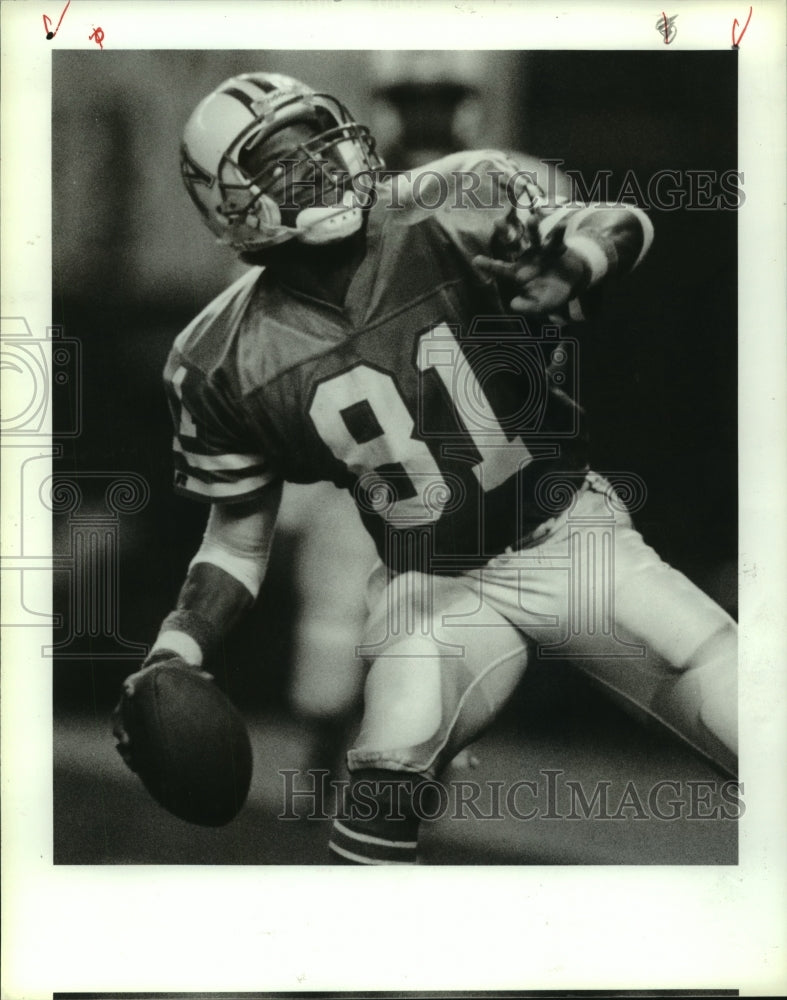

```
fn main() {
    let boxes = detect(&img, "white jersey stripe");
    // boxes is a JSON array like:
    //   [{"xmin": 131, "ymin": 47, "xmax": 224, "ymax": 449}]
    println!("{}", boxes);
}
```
[
  {"xmin": 178, "ymin": 472, "xmax": 275, "ymax": 499},
  {"xmin": 173, "ymin": 438, "xmax": 265, "ymax": 473}
]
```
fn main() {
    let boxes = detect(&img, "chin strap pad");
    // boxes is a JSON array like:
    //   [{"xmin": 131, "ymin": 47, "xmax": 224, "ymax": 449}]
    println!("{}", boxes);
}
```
[{"xmin": 296, "ymin": 193, "xmax": 364, "ymax": 244}]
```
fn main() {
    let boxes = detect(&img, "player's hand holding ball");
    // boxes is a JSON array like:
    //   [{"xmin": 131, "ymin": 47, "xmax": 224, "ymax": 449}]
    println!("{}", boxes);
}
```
[
  {"xmin": 111, "ymin": 652, "xmax": 253, "ymax": 826},
  {"xmin": 111, "ymin": 652, "xmax": 213, "ymax": 768}
]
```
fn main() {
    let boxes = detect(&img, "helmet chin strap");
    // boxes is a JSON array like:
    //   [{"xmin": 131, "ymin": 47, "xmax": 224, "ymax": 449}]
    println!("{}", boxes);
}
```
[{"xmin": 295, "ymin": 191, "xmax": 364, "ymax": 245}]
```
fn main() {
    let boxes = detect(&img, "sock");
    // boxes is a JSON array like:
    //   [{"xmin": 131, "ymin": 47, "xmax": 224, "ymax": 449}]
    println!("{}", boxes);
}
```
[{"xmin": 328, "ymin": 768, "xmax": 425, "ymax": 865}]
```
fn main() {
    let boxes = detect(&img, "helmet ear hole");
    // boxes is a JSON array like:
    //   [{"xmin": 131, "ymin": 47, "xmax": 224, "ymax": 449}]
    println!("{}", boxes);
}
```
[{"xmin": 218, "ymin": 193, "xmax": 283, "ymax": 249}]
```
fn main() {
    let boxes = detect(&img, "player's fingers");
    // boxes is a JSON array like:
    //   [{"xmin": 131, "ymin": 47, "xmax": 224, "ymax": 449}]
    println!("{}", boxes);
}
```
[
  {"xmin": 510, "ymin": 294, "xmax": 541, "ymax": 314},
  {"xmin": 492, "ymin": 215, "xmax": 515, "ymax": 239},
  {"xmin": 471, "ymin": 254, "xmax": 517, "ymax": 281},
  {"xmin": 121, "ymin": 671, "xmax": 142, "ymax": 697},
  {"xmin": 521, "ymin": 209, "xmax": 544, "ymax": 248},
  {"xmin": 510, "ymin": 283, "xmax": 561, "ymax": 312},
  {"xmin": 514, "ymin": 261, "xmax": 541, "ymax": 284},
  {"xmin": 511, "ymin": 287, "xmax": 566, "ymax": 314},
  {"xmin": 111, "ymin": 699, "xmax": 124, "ymax": 733},
  {"xmin": 111, "ymin": 702, "xmax": 136, "ymax": 768},
  {"xmin": 111, "ymin": 703, "xmax": 128, "ymax": 743}
]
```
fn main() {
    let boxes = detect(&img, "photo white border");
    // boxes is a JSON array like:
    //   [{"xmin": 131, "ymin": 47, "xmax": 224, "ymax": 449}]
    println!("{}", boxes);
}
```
[{"xmin": 2, "ymin": 0, "xmax": 786, "ymax": 996}]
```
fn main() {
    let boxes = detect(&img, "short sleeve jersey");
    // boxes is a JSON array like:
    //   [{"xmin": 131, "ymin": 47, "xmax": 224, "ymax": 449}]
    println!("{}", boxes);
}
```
[{"xmin": 164, "ymin": 151, "xmax": 590, "ymax": 574}]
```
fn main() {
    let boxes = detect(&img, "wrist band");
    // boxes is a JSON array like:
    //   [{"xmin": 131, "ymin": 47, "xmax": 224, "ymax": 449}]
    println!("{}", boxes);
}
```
[
  {"xmin": 160, "ymin": 609, "xmax": 216, "ymax": 650},
  {"xmin": 149, "ymin": 609, "xmax": 218, "ymax": 667},
  {"xmin": 143, "ymin": 647, "xmax": 184, "ymax": 668},
  {"xmin": 148, "ymin": 632, "xmax": 204, "ymax": 667}
]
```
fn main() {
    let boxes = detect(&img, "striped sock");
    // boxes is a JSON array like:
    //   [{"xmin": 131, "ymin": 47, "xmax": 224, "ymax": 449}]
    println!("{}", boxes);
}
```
[
  {"xmin": 328, "ymin": 769, "xmax": 422, "ymax": 865},
  {"xmin": 328, "ymin": 818, "xmax": 418, "ymax": 865}
]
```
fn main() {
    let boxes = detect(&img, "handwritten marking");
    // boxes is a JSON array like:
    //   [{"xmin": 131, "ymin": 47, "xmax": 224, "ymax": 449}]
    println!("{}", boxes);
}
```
[
  {"xmin": 42, "ymin": 0, "xmax": 70, "ymax": 40},
  {"xmin": 732, "ymin": 6, "xmax": 753, "ymax": 47},
  {"xmin": 655, "ymin": 11, "xmax": 678, "ymax": 44},
  {"xmin": 89, "ymin": 26, "xmax": 105, "ymax": 49}
]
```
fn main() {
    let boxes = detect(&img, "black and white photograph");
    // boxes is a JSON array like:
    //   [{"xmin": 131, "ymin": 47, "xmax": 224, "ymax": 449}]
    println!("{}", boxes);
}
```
[
  {"xmin": 2, "ymin": 1, "xmax": 786, "ymax": 996},
  {"xmin": 49, "ymin": 44, "xmax": 744, "ymax": 867}
]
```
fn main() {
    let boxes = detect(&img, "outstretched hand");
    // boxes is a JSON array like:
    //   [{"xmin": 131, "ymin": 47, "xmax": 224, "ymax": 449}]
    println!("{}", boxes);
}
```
[
  {"xmin": 472, "ymin": 206, "xmax": 589, "ymax": 316},
  {"xmin": 472, "ymin": 249, "xmax": 588, "ymax": 315}
]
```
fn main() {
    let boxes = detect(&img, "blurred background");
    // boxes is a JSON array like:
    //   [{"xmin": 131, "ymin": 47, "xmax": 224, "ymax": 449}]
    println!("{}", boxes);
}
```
[{"xmin": 52, "ymin": 50, "xmax": 738, "ymax": 864}]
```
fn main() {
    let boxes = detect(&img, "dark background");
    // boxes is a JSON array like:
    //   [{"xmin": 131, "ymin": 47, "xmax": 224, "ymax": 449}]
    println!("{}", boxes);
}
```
[{"xmin": 51, "ymin": 51, "xmax": 738, "ymax": 864}]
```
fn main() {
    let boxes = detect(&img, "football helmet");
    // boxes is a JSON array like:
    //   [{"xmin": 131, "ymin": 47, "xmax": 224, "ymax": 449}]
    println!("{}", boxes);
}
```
[{"xmin": 181, "ymin": 72, "xmax": 383, "ymax": 251}]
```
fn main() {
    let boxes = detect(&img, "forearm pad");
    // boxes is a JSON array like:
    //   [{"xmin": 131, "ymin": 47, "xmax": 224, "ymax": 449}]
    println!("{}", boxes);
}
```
[{"xmin": 148, "ymin": 562, "xmax": 254, "ymax": 667}]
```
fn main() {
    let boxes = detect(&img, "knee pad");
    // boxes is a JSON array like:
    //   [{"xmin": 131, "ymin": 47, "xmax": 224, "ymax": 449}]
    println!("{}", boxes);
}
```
[
  {"xmin": 347, "ymin": 625, "xmax": 527, "ymax": 778},
  {"xmin": 652, "ymin": 621, "xmax": 738, "ymax": 776}
]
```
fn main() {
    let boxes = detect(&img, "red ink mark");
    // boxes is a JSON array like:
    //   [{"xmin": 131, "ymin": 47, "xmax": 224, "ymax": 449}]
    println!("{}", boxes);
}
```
[
  {"xmin": 655, "ymin": 12, "xmax": 677, "ymax": 44},
  {"xmin": 89, "ymin": 26, "xmax": 105, "ymax": 49},
  {"xmin": 732, "ymin": 6, "xmax": 753, "ymax": 47},
  {"xmin": 42, "ymin": 0, "xmax": 70, "ymax": 40}
]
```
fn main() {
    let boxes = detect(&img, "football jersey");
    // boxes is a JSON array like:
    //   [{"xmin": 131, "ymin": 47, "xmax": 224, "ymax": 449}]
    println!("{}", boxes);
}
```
[{"xmin": 164, "ymin": 151, "xmax": 646, "ymax": 574}]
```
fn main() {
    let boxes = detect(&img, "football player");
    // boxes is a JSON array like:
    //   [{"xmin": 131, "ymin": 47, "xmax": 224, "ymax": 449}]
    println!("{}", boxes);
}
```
[{"xmin": 113, "ymin": 72, "xmax": 737, "ymax": 863}]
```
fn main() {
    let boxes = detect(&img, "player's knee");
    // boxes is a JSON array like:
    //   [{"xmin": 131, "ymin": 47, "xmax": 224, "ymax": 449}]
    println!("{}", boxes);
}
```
[
  {"xmin": 694, "ymin": 619, "xmax": 736, "ymax": 664},
  {"xmin": 359, "ymin": 635, "xmax": 444, "ymax": 745},
  {"xmin": 692, "ymin": 622, "xmax": 738, "ymax": 762},
  {"xmin": 348, "ymin": 633, "xmax": 527, "ymax": 778},
  {"xmin": 658, "ymin": 620, "xmax": 738, "ymax": 773}
]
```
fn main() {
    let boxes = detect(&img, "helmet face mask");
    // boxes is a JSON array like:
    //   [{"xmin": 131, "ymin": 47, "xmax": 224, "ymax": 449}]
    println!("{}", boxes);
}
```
[
  {"xmin": 239, "ymin": 118, "xmax": 360, "ymax": 217},
  {"xmin": 181, "ymin": 73, "xmax": 382, "ymax": 252}
]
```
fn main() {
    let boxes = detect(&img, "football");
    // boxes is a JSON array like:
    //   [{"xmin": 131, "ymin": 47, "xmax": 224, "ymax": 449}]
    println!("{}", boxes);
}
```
[{"xmin": 122, "ymin": 664, "xmax": 253, "ymax": 826}]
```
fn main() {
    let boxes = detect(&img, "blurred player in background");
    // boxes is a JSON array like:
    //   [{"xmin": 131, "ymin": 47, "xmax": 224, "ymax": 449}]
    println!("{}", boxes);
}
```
[{"xmin": 113, "ymin": 72, "xmax": 737, "ymax": 864}]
